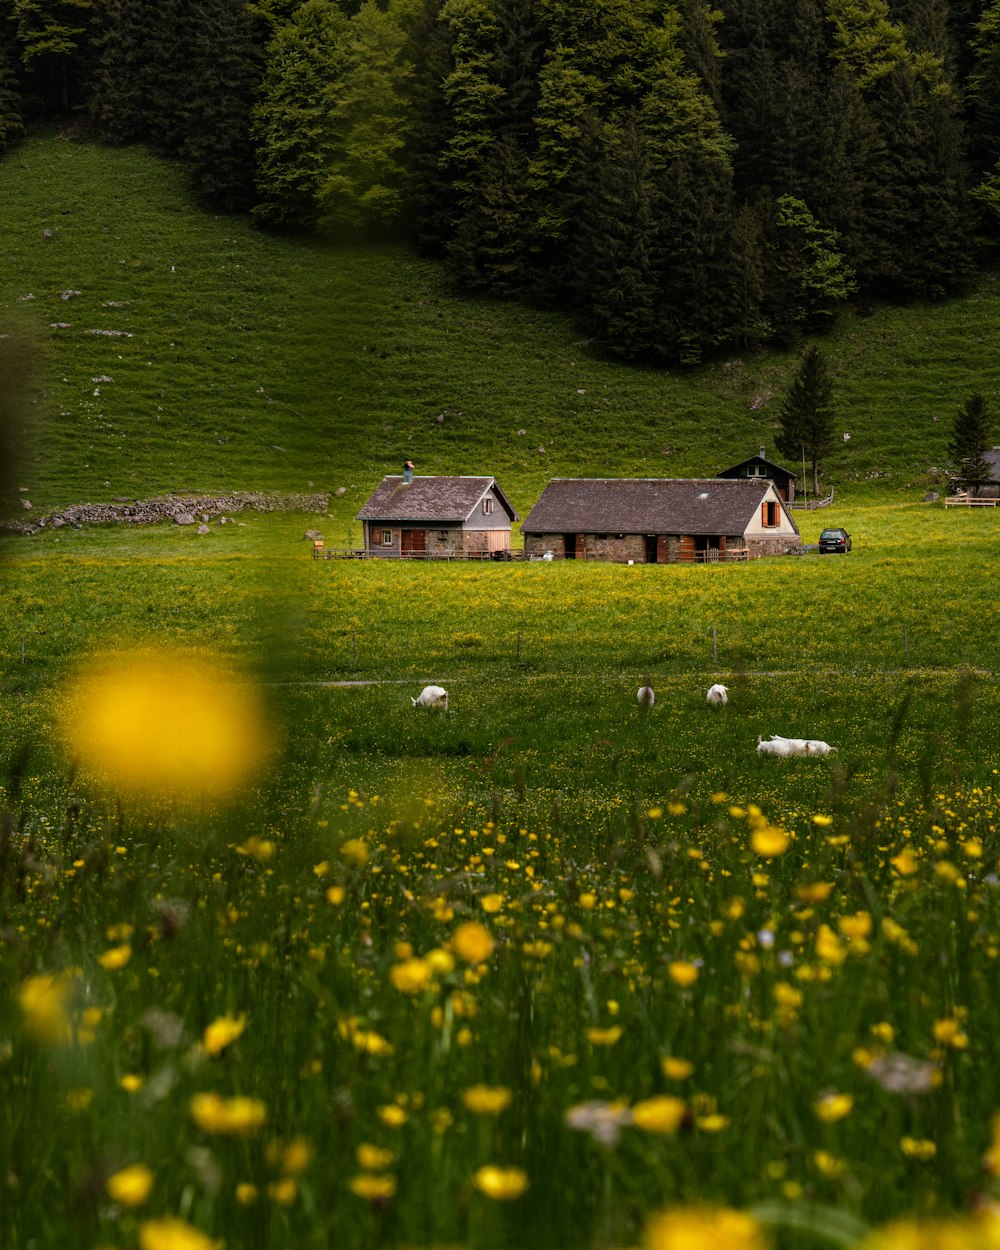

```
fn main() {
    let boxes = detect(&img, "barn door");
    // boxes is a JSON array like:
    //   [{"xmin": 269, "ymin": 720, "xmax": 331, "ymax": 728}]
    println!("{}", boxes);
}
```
[
  {"xmin": 679, "ymin": 535, "xmax": 695, "ymax": 562},
  {"xmin": 401, "ymin": 529, "xmax": 426, "ymax": 556},
  {"xmin": 564, "ymin": 534, "xmax": 577, "ymax": 560}
]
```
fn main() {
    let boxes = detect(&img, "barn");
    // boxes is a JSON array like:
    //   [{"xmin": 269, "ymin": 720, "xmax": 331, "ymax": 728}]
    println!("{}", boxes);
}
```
[
  {"xmin": 357, "ymin": 463, "xmax": 519, "ymax": 558},
  {"xmin": 716, "ymin": 445, "xmax": 798, "ymax": 503},
  {"xmin": 520, "ymin": 477, "xmax": 801, "ymax": 562}
]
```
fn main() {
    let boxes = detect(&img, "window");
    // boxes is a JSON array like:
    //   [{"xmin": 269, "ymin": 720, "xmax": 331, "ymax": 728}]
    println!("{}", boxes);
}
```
[
  {"xmin": 748, "ymin": 464, "xmax": 766, "ymax": 477},
  {"xmin": 482, "ymin": 497, "xmax": 494, "ymax": 515},
  {"xmin": 381, "ymin": 529, "xmax": 392, "ymax": 545},
  {"xmin": 761, "ymin": 501, "xmax": 780, "ymax": 528},
  {"xmin": 437, "ymin": 530, "xmax": 449, "ymax": 542}
]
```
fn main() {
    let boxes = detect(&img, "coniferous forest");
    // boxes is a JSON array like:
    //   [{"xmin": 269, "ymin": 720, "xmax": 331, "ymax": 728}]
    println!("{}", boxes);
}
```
[{"xmin": 4, "ymin": 0, "xmax": 1000, "ymax": 364}]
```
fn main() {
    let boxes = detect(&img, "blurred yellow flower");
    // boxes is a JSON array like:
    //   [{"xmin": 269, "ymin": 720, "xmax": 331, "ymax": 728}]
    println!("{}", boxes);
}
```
[
  {"xmin": 357, "ymin": 1144, "xmax": 396, "ymax": 1171},
  {"xmin": 61, "ymin": 649, "xmax": 272, "ymax": 801},
  {"xmin": 235, "ymin": 836, "xmax": 275, "ymax": 862},
  {"xmin": 900, "ymin": 1137, "xmax": 937, "ymax": 1161},
  {"xmin": 349, "ymin": 1173, "xmax": 397, "ymax": 1200},
  {"xmin": 235, "ymin": 1182, "xmax": 258, "ymax": 1205},
  {"xmin": 107, "ymin": 1163, "xmax": 154, "ymax": 1207},
  {"xmin": 752, "ymin": 826, "xmax": 790, "ymax": 857},
  {"xmin": 644, "ymin": 1205, "xmax": 769, "ymax": 1250},
  {"xmin": 377, "ymin": 1104, "xmax": 408, "ymax": 1127},
  {"xmin": 631, "ymin": 1096, "xmax": 687, "ymax": 1133},
  {"xmin": 190, "ymin": 1091, "xmax": 267, "ymax": 1135},
  {"xmin": 340, "ymin": 839, "xmax": 369, "ymax": 866},
  {"xmin": 389, "ymin": 957, "xmax": 433, "ymax": 994},
  {"xmin": 202, "ymin": 1013, "xmax": 246, "ymax": 1056},
  {"xmin": 661, "ymin": 1057, "xmax": 694, "ymax": 1080},
  {"xmin": 462, "ymin": 1085, "xmax": 512, "ymax": 1115},
  {"xmin": 473, "ymin": 1165, "xmax": 528, "ymax": 1200},
  {"xmin": 326, "ymin": 885, "xmax": 346, "ymax": 906},
  {"xmin": 891, "ymin": 849, "xmax": 920, "ymax": 876},
  {"xmin": 138, "ymin": 1217, "xmax": 222, "ymax": 1250},
  {"xmin": 480, "ymin": 893, "xmax": 504, "ymax": 914},
  {"xmin": 668, "ymin": 961, "xmax": 699, "ymax": 987},
  {"xmin": 98, "ymin": 944, "xmax": 132, "ymax": 970},
  {"xmin": 839, "ymin": 912, "xmax": 873, "ymax": 940},
  {"xmin": 813, "ymin": 1092, "xmax": 853, "ymax": 1122},
  {"xmin": 120, "ymin": 1074, "xmax": 144, "ymax": 1093},
  {"xmin": 586, "ymin": 1026, "xmax": 623, "ymax": 1046},
  {"xmin": 18, "ymin": 971, "xmax": 76, "ymax": 1045},
  {"xmin": 452, "ymin": 921, "xmax": 495, "ymax": 963}
]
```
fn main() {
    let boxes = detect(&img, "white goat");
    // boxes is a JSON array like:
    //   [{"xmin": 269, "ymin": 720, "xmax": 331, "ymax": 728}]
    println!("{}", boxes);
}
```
[
  {"xmin": 412, "ymin": 685, "xmax": 448, "ymax": 710},
  {"xmin": 706, "ymin": 683, "xmax": 728, "ymax": 707},
  {"xmin": 805, "ymin": 739, "xmax": 837, "ymax": 757},
  {"xmin": 757, "ymin": 735, "xmax": 794, "ymax": 757},
  {"xmin": 637, "ymin": 685, "xmax": 655, "ymax": 708}
]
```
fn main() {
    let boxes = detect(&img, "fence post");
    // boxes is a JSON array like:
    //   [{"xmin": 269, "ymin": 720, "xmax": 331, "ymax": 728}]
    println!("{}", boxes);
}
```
[{"xmin": 713, "ymin": 625, "xmax": 717, "ymax": 665}]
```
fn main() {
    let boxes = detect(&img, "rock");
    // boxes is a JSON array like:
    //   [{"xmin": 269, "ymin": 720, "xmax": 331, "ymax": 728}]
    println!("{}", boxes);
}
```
[
  {"xmin": 174, "ymin": 512, "xmax": 196, "ymax": 525},
  {"xmin": 21, "ymin": 499, "xmax": 31, "ymax": 510},
  {"xmin": 924, "ymin": 491, "xmax": 940, "ymax": 502},
  {"xmin": 304, "ymin": 530, "xmax": 324, "ymax": 542},
  {"xmin": 335, "ymin": 487, "xmax": 346, "ymax": 497},
  {"xmin": 60, "ymin": 290, "xmax": 81, "ymax": 300},
  {"xmin": 197, "ymin": 524, "xmax": 209, "ymax": 535}
]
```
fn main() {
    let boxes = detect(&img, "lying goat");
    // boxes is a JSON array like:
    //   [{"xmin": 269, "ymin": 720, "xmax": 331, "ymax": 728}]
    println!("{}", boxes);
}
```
[{"xmin": 412, "ymin": 685, "xmax": 448, "ymax": 710}]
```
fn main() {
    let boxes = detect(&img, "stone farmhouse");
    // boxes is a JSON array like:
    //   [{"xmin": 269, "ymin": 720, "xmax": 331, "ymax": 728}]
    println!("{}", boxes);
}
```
[
  {"xmin": 520, "ymin": 477, "xmax": 801, "ymax": 562},
  {"xmin": 356, "ymin": 463, "xmax": 519, "ymax": 557}
]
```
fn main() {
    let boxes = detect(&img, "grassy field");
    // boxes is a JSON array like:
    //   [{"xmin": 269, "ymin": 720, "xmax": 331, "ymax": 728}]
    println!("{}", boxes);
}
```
[{"xmin": 4, "ymin": 136, "xmax": 1000, "ymax": 1250}]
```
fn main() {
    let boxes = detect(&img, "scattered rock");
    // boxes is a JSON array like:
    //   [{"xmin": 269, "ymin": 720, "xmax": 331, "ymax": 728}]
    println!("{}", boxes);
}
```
[
  {"xmin": 60, "ymin": 290, "xmax": 81, "ymax": 300},
  {"xmin": 21, "ymin": 499, "xmax": 32, "ymax": 510},
  {"xmin": 50, "ymin": 323, "xmax": 71, "ymax": 330},
  {"xmin": 335, "ymin": 487, "xmax": 346, "ymax": 497},
  {"xmin": 197, "ymin": 524, "xmax": 209, "ymax": 535},
  {"xmin": 304, "ymin": 530, "xmax": 324, "ymax": 542},
  {"xmin": 92, "ymin": 375, "xmax": 113, "ymax": 383},
  {"xmin": 174, "ymin": 512, "xmax": 196, "ymax": 526},
  {"xmin": 42, "ymin": 228, "xmax": 53, "ymax": 239},
  {"xmin": 924, "ymin": 491, "xmax": 940, "ymax": 503},
  {"xmin": 19, "ymin": 293, "xmax": 35, "ymax": 301}
]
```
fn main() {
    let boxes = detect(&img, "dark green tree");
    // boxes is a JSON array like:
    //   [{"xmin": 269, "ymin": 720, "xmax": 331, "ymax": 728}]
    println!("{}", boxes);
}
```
[
  {"xmin": 948, "ymin": 393, "xmax": 994, "ymax": 494},
  {"xmin": 0, "ymin": 15, "xmax": 24, "ymax": 152},
  {"xmin": 88, "ymin": 0, "xmax": 149, "ymax": 141},
  {"xmin": 252, "ymin": 0, "xmax": 348, "ymax": 229},
  {"xmin": 10, "ymin": 0, "xmax": 96, "ymax": 114},
  {"xmin": 775, "ymin": 345, "xmax": 837, "ymax": 495}
]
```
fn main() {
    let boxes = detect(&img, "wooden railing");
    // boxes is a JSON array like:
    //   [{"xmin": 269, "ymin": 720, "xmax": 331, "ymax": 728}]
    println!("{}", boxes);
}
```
[
  {"xmin": 789, "ymin": 487, "xmax": 835, "ymax": 511},
  {"xmin": 943, "ymin": 492, "xmax": 999, "ymax": 508}
]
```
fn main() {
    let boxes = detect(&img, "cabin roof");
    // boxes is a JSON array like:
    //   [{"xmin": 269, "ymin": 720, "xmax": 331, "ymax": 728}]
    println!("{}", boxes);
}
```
[
  {"xmin": 357, "ymin": 476, "xmax": 519, "ymax": 523},
  {"xmin": 520, "ymin": 477, "xmax": 797, "ymax": 535}
]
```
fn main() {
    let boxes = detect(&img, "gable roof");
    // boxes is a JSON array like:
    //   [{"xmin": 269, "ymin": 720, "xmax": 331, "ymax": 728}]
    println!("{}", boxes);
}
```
[
  {"xmin": 357, "ymin": 476, "xmax": 519, "ymax": 523},
  {"xmin": 521, "ymin": 478, "xmax": 797, "ymax": 536},
  {"xmin": 719, "ymin": 453, "xmax": 798, "ymax": 480}
]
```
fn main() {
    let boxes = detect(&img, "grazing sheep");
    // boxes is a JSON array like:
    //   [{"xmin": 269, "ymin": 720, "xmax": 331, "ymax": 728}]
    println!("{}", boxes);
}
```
[
  {"xmin": 758, "ymin": 735, "xmax": 836, "ymax": 758},
  {"xmin": 412, "ymin": 685, "xmax": 448, "ymax": 710},
  {"xmin": 706, "ymin": 683, "xmax": 728, "ymax": 707},
  {"xmin": 541, "ymin": 550, "xmax": 555, "ymax": 562},
  {"xmin": 637, "ymin": 685, "xmax": 655, "ymax": 708},
  {"xmin": 805, "ymin": 739, "xmax": 837, "ymax": 757}
]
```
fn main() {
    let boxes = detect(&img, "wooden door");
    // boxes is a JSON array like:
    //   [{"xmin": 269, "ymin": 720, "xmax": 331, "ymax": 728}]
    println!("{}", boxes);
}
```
[
  {"xmin": 679, "ymin": 535, "xmax": 695, "ymax": 563},
  {"xmin": 564, "ymin": 534, "xmax": 577, "ymax": 560},
  {"xmin": 401, "ymin": 529, "xmax": 426, "ymax": 556}
]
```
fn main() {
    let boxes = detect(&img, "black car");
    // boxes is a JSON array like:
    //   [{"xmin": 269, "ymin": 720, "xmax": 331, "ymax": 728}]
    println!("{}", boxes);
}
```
[{"xmin": 818, "ymin": 527, "xmax": 851, "ymax": 554}]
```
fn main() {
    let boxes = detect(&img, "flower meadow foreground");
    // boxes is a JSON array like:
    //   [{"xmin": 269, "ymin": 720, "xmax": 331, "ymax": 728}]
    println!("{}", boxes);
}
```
[{"xmin": 4, "ymin": 652, "xmax": 1000, "ymax": 1249}]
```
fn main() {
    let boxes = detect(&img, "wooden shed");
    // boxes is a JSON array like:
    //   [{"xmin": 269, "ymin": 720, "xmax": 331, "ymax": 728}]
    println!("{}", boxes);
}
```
[
  {"xmin": 357, "ymin": 464, "xmax": 519, "ymax": 558},
  {"xmin": 520, "ymin": 477, "xmax": 801, "ymax": 562},
  {"xmin": 717, "ymin": 446, "xmax": 798, "ymax": 503}
]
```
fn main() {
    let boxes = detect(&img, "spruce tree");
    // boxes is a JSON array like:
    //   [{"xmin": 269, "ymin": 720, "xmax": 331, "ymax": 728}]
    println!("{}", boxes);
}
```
[
  {"xmin": 775, "ymin": 345, "xmax": 837, "ymax": 495},
  {"xmin": 948, "ymin": 393, "xmax": 995, "ymax": 494}
]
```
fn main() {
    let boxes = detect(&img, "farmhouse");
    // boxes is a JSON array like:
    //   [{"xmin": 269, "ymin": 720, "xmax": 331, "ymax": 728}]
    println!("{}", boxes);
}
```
[
  {"xmin": 520, "ymin": 477, "xmax": 801, "ymax": 562},
  {"xmin": 717, "ymin": 445, "xmax": 798, "ymax": 503},
  {"xmin": 357, "ymin": 463, "xmax": 519, "ymax": 557}
]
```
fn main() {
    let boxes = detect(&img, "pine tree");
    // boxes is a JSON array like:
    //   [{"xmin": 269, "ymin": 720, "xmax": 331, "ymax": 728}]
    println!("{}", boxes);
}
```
[
  {"xmin": 88, "ymin": 0, "xmax": 149, "ymax": 142},
  {"xmin": 252, "ymin": 0, "xmax": 348, "ymax": 229},
  {"xmin": 775, "ymin": 345, "xmax": 837, "ymax": 495},
  {"xmin": 11, "ymin": 0, "xmax": 96, "ymax": 114},
  {"xmin": 0, "ymin": 10, "xmax": 24, "ymax": 151},
  {"xmin": 948, "ymin": 393, "xmax": 994, "ymax": 494}
]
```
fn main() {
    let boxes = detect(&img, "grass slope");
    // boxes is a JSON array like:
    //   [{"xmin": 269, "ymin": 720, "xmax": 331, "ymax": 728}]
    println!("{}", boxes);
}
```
[{"xmin": 2, "ymin": 136, "xmax": 1000, "ymax": 527}]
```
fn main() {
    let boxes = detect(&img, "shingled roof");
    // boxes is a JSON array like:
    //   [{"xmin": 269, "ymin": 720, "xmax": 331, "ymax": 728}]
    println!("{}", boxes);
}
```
[
  {"xmin": 521, "ymin": 478, "xmax": 795, "ymax": 535},
  {"xmin": 357, "ymin": 476, "xmax": 518, "ymax": 523}
]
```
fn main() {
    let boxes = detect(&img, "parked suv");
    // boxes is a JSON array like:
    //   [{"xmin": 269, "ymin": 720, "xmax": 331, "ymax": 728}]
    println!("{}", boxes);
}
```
[{"xmin": 818, "ymin": 527, "xmax": 852, "ymax": 554}]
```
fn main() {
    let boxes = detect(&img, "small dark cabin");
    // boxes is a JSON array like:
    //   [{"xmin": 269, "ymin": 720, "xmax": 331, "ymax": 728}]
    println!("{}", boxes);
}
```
[{"xmin": 717, "ymin": 446, "xmax": 798, "ymax": 504}]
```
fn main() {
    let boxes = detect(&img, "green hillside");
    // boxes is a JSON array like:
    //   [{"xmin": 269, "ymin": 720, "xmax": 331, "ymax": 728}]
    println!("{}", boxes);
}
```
[{"xmin": 1, "ymin": 136, "xmax": 998, "ymax": 527}]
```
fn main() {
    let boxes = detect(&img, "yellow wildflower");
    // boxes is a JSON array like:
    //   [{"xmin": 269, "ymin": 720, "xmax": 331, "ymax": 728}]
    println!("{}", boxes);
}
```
[
  {"xmin": 661, "ymin": 1057, "xmax": 694, "ymax": 1080},
  {"xmin": 18, "ymin": 971, "xmax": 76, "ymax": 1045},
  {"xmin": 644, "ymin": 1206, "xmax": 769, "ymax": 1250},
  {"xmin": 202, "ymin": 1013, "xmax": 246, "ymax": 1056},
  {"xmin": 586, "ymin": 1025, "xmax": 623, "ymax": 1046},
  {"xmin": 667, "ymin": 961, "xmax": 699, "ymax": 987},
  {"xmin": 752, "ymin": 826, "xmax": 790, "ymax": 857},
  {"xmin": 452, "ymin": 922, "xmax": 495, "ymax": 964},
  {"xmin": 190, "ymin": 1091, "xmax": 267, "ymax": 1135},
  {"xmin": 480, "ymin": 893, "xmax": 504, "ymax": 914},
  {"xmin": 473, "ymin": 1165, "xmax": 528, "ymax": 1201},
  {"xmin": 900, "ymin": 1137, "xmax": 937, "ymax": 1161},
  {"xmin": 357, "ymin": 1144, "xmax": 395, "ymax": 1171},
  {"xmin": 98, "ymin": 944, "xmax": 132, "ymax": 971},
  {"xmin": 138, "ymin": 1217, "xmax": 223, "ymax": 1250},
  {"xmin": 813, "ymin": 1092, "xmax": 853, "ymax": 1122},
  {"xmin": 349, "ymin": 1173, "xmax": 397, "ymax": 1200},
  {"xmin": 389, "ymin": 957, "xmax": 433, "ymax": 995},
  {"xmin": 462, "ymin": 1085, "xmax": 512, "ymax": 1116},
  {"xmin": 631, "ymin": 1096, "xmax": 687, "ymax": 1133},
  {"xmin": 107, "ymin": 1163, "xmax": 154, "ymax": 1208}
]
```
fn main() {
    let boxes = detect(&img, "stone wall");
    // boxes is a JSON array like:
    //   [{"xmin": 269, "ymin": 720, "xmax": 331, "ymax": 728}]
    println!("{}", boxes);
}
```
[{"xmin": 1, "ymin": 491, "xmax": 330, "ymax": 537}]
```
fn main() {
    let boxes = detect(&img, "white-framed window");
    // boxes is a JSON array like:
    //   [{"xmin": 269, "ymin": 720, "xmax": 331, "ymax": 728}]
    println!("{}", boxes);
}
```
[
  {"xmin": 482, "ymin": 497, "xmax": 494, "ymax": 515},
  {"xmin": 381, "ymin": 529, "xmax": 392, "ymax": 545},
  {"xmin": 748, "ymin": 464, "xmax": 766, "ymax": 477}
]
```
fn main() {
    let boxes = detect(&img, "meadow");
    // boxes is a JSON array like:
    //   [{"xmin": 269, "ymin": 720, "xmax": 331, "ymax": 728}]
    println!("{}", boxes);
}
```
[{"xmin": 4, "ymin": 137, "xmax": 1000, "ymax": 1250}]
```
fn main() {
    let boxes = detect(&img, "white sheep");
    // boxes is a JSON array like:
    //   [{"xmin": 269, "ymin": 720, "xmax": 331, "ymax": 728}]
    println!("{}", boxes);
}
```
[
  {"xmin": 805, "ymin": 739, "xmax": 837, "ymax": 757},
  {"xmin": 412, "ymin": 685, "xmax": 448, "ymax": 710},
  {"xmin": 757, "ymin": 735, "xmax": 793, "ymax": 757},
  {"xmin": 637, "ymin": 685, "xmax": 655, "ymax": 708},
  {"xmin": 706, "ymin": 683, "xmax": 728, "ymax": 707}
]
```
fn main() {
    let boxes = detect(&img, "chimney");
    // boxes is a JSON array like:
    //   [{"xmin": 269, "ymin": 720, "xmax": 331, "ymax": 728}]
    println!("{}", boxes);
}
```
[
  {"xmin": 759, "ymin": 445, "xmax": 766, "ymax": 461},
  {"xmin": 402, "ymin": 460, "xmax": 414, "ymax": 485}
]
